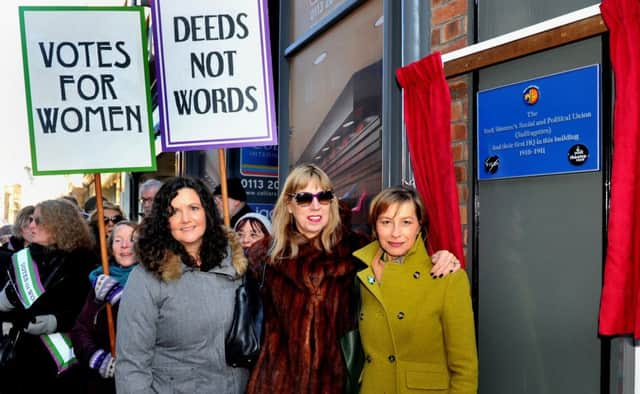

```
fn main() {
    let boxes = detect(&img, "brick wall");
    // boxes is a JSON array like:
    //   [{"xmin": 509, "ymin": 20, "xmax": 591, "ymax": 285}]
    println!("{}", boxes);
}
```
[{"xmin": 431, "ymin": 0, "xmax": 471, "ymax": 258}]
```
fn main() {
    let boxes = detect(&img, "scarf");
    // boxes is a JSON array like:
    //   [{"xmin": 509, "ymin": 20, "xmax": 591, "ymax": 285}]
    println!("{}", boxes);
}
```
[{"xmin": 88, "ymin": 258, "xmax": 136, "ymax": 286}]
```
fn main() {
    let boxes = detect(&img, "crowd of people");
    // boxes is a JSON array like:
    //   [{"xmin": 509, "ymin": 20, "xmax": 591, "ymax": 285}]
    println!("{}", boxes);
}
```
[{"xmin": 0, "ymin": 167, "xmax": 477, "ymax": 393}]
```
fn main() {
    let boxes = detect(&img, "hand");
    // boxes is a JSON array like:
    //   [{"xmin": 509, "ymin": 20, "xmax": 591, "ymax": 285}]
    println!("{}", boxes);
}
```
[
  {"xmin": 0, "ymin": 283, "xmax": 22, "ymax": 312},
  {"xmin": 430, "ymin": 250, "xmax": 461, "ymax": 279},
  {"xmin": 93, "ymin": 274, "xmax": 123, "ymax": 304},
  {"xmin": 24, "ymin": 314, "xmax": 57, "ymax": 335},
  {"xmin": 89, "ymin": 349, "xmax": 116, "ymax": 379},
  {"xmin": 0, "ymin": 287, "xmax": 15, "ymax": 312}
]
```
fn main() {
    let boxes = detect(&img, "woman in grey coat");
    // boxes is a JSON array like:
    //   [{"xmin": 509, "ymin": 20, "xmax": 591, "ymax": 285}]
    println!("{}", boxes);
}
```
[{"xmin": 115, "ymin": 177, "xmax": 249, "ymax": 394}]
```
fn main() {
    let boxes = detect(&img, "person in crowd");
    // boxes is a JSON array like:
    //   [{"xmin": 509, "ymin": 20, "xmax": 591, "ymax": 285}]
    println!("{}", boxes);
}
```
[
  {"xmin": 60, "ymin": 194, "xmax": 80, "ymax": 208},
  {"xmin": 139, "ymin": 178, "xmax": 163, "ymax": 219},
  {"xmin": 0, "ymin": 206, "xmax": 34, "ymax": 302},
  {"xmin": 0, "ymin": 199, "xmax": 97, "ymax": 392},
  {"xmin": 115, "ymin": 177, "xmax": 249, "ymax": 393},
  {"xmin": 83, "ymin": 196, "xmax": 107, "ymax": 219},
  {"xmin": 70, "ymin": 221, "xmax": 138, "ymax": 394},
  {"xmin": 3, "ymin": 205, "xmax": 34, "ymax": 252},
  {"xmin": 245, "ymin": 164, "xmax": 461, "ymax": 393},
  {"xmin": 234, "ymin": 212, "xmax": 273, "ymax": 252},
  {"xmin": 354, "ymin": 186, "xmax": 477, "ymax": 393},
  {"xmin": 0, "ymin": 225, "xmax": 12, "ymax": 247},
  {"xmin": 214, "ymin": 177, "xmax": 253, "ymax": 228},
  {"xmin": 88, "ymin": 202, "xmax": 126, "ymax": 251}
]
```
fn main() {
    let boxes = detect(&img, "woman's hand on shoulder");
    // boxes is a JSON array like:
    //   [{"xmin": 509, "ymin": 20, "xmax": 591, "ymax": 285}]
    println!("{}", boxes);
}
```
[{"xmin": 430, "ymin": 250, "xmax": 461, "ymax": 279}]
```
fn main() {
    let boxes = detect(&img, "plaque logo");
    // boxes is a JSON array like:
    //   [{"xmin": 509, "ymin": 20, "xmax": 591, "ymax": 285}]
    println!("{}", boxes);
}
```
[
  {"xmin": 523, "ymin": 86, "xmax": 540, "ymax": 105},
  {"xmin": 568, "ymin": 144, "xmax": 589, "ymax": 166},
  {"xmin": 483, "ymin": 155, "xmax": 500, "ymax": 174}
]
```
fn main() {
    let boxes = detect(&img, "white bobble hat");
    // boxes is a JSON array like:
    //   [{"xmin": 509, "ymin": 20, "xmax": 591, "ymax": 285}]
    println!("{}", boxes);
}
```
[{"xmin": 234, "ymin": 212, "xmax": 273, "ymax": 235}]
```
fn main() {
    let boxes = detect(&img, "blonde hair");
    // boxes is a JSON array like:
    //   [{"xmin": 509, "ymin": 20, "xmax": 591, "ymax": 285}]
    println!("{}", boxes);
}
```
[
  {"xmin": 271, "ymin": 164, "xmax": 341, "ymax": 260},
  {"xmin": 37, "ymin": 199, "xmax": 94, "ymax": 252}
]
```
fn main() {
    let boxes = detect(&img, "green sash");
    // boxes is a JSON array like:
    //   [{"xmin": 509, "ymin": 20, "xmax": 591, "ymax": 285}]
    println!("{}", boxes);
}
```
[
  {"xmin": 11, "ymin": 248, "xmax": 45, "ymax": 309},
  {"xmin": 11, "ymin": 248, "xmax": 77, "ymax": 373},
  {"xmin": 40, "ymin": 333, "xmax": 77, "ymax": 373}
]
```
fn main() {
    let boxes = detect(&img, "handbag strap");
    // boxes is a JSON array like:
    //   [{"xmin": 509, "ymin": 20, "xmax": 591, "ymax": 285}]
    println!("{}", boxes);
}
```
[
  {"xmin": 259, "ymin": 261, "xmax": 267, "ymax": 289},
  {"xmin": 241, "ymin": 261, "xmax": 266, "ymax": 288},
  {"xmin": 348, "ymin": 273, "xmax": 361, "ymax": 328}
]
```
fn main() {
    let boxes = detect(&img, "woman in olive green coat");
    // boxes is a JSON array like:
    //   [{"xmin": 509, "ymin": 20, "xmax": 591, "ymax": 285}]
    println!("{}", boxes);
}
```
[{"xmin": 353, "ymin": 186, "xmax": 478, "ymax": 394}]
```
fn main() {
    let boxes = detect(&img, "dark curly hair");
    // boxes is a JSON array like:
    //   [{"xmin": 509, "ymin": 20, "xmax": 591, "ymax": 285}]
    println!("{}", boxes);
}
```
[{"xmin": 136, "ymin": 176, "xmax": 228, "ymax": 273}]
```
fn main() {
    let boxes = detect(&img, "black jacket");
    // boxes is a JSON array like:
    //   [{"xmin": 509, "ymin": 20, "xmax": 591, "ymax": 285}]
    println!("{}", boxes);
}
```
[{"xmin": 1, "ymin": 243, "xmax": 96, "ymax": 393}]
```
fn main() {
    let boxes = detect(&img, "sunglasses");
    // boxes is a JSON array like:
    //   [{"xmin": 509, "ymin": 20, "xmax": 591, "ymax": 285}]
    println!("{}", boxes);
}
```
[
  {"xmin": 288, "ymin": 190, "xmax": 334, "ymax": 206},
  {"xmin": 28, "ymin": 215, "xmax": 43, "ymax": 225},
  {"xmin": 104, "ymin": 215, "xmax": 124, "ymax": 225}
]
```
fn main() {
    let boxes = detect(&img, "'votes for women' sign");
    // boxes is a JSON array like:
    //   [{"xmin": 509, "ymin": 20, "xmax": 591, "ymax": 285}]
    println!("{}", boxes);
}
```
[
  {"xmin": 152, "ymin": 0, "xmax": 277, "ymax": 152},
  {"xmin": 19, "ymin": 7, "xmax": 156, "ymax": 175}
]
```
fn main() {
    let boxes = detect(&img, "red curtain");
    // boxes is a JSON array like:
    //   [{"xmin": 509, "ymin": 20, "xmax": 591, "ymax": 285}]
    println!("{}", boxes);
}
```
[
  {"xmin": 396, "ymin": 52, "xmax": 465, "ymax": 267},
  {"xmin": 598, "ymin": 0, "xmax": 640, "ymax": 337}
]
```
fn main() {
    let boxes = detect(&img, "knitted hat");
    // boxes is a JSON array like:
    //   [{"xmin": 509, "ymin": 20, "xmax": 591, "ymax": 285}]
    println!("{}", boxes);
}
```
[
  {"xmin": 213, "ymin": 178, "xmax": 247, "ymax": 202},
  {"xmin": 234, "ymin": 213, "xmax": 273, "ymax": 235}
]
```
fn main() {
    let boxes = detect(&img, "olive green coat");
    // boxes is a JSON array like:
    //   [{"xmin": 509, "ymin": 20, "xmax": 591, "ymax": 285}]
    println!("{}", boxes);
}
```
[{"xmin": 353, "ymin": 238, "xmax": 478, "ymax": 394}]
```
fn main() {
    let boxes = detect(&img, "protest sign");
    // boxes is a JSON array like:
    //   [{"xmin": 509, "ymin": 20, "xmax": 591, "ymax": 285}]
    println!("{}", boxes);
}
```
[
  {"xmin": 152, "ymin": 0, "xmax": 277, "ymax": 151},
  {"xmin": 20, "ymin": 6, "xmax": 156, "ymax": 175}
]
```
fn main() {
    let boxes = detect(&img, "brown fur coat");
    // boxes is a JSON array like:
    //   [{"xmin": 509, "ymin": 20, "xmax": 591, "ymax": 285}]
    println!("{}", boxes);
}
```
[{"xmin": 246, "ymin": 229, "xmax": 368, "ymax": 394}]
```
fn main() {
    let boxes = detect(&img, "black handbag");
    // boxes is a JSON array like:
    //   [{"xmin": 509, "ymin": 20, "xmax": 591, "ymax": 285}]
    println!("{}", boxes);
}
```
[
  {"xmin": 0, "ymin": 327, "xmax": 20, "ymax": 370},
  {"xmin": 225, "ymin": 263, "xmax": 266, "ymax": 369},
  {"xmin": 340, "ymin": 275, "xmax": 364, "ymax": 394},
  {"xmin": 340, "ymin": 329, "xmax": 364, "ymax": 394}
]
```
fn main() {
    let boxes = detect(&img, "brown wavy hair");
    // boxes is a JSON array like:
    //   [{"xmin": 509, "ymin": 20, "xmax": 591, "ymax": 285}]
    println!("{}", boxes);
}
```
[{"xmin": 36, "ymin": 199, "xmax": 94, "ymax": 252}]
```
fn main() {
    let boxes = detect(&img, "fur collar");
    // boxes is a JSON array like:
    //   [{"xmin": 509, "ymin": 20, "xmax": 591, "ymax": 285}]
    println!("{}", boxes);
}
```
[{"xmin": 158, "ymin": 227, "xmax": 247, "ymax": 282}]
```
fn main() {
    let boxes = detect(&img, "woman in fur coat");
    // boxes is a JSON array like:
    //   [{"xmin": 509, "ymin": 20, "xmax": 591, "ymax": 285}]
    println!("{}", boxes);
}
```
[
  {"xmin": 246, "ymin": 164, "xmax": 461, "ymax": 393},
  {"xmin": 115, "ymin": 177, "xmax": 249, "ymax": 393}
]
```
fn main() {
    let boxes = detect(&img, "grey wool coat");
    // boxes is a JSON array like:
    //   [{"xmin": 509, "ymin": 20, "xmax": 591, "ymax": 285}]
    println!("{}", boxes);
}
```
[{"xmin": 115, "ymin": 230, "xmax": 249, "ymax": 394}]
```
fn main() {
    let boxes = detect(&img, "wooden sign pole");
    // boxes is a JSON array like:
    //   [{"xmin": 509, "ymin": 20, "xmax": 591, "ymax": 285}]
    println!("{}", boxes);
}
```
[
  {"xmin": 217, "ymin": 149, "xmax": 231, "ymax": 227},
  {"xmin": 94, "ymin": 173, "xmax": 117, "ymax": 355}
]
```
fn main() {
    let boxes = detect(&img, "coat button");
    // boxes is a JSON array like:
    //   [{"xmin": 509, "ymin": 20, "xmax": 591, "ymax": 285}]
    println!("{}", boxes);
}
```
[
  {"xmin": 359, "ymin": 312, "xmax": 364, "ymax": 320},
  {"xmin": 413, "ymin": 271, "xmax": 420, "ymax": 279},
  {"xmin": 388, "ymin": 355, "xmax": 396, "ymax": 362},
  {"xmin": 397, "ymin": 312, "xmax": 405, "ymax": 320},
  {"xmin": 366, "ymin": 355, "xmax": 372, "ymax": 363}
]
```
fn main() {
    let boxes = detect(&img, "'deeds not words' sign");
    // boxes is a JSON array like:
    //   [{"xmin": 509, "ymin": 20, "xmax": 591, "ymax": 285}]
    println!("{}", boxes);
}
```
[
  {"xmin": 152, "ymin": 0, "xmax": 277, "ymax": 152},
  {"xmin": 19, "ymin": 6, "xmax": 156, "ymax": 175}
]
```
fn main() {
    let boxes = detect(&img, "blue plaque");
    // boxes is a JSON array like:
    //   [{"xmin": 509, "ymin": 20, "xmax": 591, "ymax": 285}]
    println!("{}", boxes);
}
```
[
  {"xmin": 477, "ymin": 65, "xmax": 600, "ymax": 180},
  {"xmin": 240, "ymin": 146, "xmax": 278, "ymax": 178},
  {"xmin": 239, "ymin": 146, "xmax": 279, "ymax": 213}
]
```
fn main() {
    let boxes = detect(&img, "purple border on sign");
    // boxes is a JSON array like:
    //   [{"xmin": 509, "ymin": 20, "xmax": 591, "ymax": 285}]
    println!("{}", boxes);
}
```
[{"xmin": 151, "ymin": 0, "xmax": 277, "ymax": 152}]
